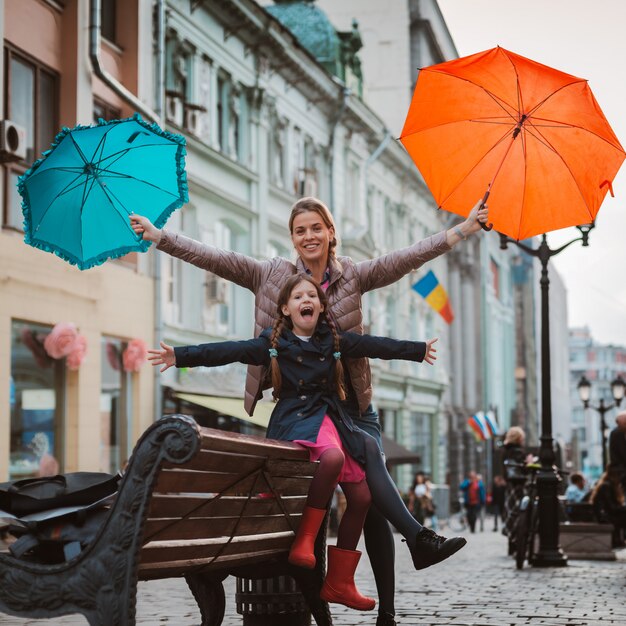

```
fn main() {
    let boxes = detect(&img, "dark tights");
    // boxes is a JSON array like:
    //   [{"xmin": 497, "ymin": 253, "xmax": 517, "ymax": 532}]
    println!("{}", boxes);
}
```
[
  {"xmin": 362, "ymin": 434, "xmax": 423, "ymax": 547},
  {"xmin": 305, "ymin": 448, "xmax": 372, "ymax": 550}
]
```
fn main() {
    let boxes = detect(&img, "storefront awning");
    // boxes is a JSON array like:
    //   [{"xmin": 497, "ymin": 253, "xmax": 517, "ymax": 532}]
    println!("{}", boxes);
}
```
[
  {"xmin": 174, "ymin": 392, "xmax": 274, "ymax": 429},
  {"xmin": 381, "ymin": 434, "xmax": 421, "ymax": 466}
]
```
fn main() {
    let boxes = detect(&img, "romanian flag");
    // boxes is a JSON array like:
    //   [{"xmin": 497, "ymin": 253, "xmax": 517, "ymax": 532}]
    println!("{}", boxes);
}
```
[{"xmin": 411, "ymin": 270, "xmax": 454, "ymax": 324}]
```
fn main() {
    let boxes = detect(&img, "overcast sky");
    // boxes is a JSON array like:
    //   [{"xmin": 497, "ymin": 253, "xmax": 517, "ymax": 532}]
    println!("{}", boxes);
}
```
[{"xmin": 437, "ymin": 0, "xmax": 626, "ymax": 347}]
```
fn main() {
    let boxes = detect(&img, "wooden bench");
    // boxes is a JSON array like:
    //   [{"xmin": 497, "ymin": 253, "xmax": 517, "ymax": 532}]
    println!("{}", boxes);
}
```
[{"xmin": 0, "ymin": 414, "xmax": 332, "ymax": 626}]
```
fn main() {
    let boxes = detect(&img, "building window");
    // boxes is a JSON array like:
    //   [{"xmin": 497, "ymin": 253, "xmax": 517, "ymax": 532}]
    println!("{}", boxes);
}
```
[
  {"xmin": 10, "ymin": 320, "xmax": 66, "ymax": 480},
  {"xmin": 412, "ymin": 412, "xmax": 432, "ymax": 475},
  {"xmin": 100, "ymin": 337, "xmax": 132, "ymax": 473},
  {"xmin": 3, "ymin": 47, "xmax": 58, "ymax": 229},
  {"xmin": 93, "ymin": 98, "xmax": 121, "ymax": 123},
  {"xmin": 217, "ymin": 74, "xmax": 226, "ymax": 151},
  {"xmin": 101, "ymin": 0, "xmax": 117, "ymax": 44},
  {"xmin": 490, "ymin": 257, "xmax": 500, "ymax": 300}
]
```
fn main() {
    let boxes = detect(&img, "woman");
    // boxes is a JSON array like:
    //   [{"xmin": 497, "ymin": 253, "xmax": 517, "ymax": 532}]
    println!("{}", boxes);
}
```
[
  {"xmin": 590, "ymin": 464, "xmax": 626, "ymax": 548},
  {"xmin": 150, "ymin": 273, "xmax": 438, "ymax": 611},
  {"xmin": 408, "ymin": 472, "xmax": 434, "ymax": 525},
  {"xmin": 131, "ymin": 196, "xmax": 487, "ymax": 626},
  {"xmin": 502, "ymin": 426, "xmax": 528, "ymax": 554}
]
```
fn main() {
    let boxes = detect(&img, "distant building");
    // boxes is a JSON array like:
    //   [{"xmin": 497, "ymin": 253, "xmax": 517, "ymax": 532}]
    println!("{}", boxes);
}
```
[{"xmin": 569, "ymin": 326, "xmax": 626, "ymax": 477}]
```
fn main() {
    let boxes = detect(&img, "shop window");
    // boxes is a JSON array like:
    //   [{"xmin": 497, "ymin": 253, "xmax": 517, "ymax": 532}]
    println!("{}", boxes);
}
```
[
  {"xmin": 100, "ymin": 337, "xmax": 133, "ymax": 474},
  {"xmin": 9, "ymin": 320, "xmax": 66, "ymax": 480},
  {"xmin": 3, "ymin": 46, "xmax": 58, "ymax": 230}
]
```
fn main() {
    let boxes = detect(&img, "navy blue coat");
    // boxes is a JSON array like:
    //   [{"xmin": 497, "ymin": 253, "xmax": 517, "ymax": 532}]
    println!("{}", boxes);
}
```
[{"xmin": 175, "ymin": 324, "xmax": 426, "ymax": 463}]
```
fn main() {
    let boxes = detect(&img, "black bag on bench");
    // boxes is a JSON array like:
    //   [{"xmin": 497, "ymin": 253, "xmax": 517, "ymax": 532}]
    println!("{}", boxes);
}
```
[{"xmin": 0, "ymin": 472, "xmax": 120, "ymax": 516}]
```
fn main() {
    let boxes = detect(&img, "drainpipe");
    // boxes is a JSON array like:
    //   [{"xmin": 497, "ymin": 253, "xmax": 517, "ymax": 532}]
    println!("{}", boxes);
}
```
[
  {"xmin": 153, "ymin": 0, "xmax": 166, "ymax": 422},
  {"xmin": 90, "ymin": 0, "xmax": 166, "ymax": 421},
  {"xmin": 327, "ymin": 86, "xmax": 350, "ymax": 210},
  {"xmin": 88, "ymin": 0, "xmax": 160, "ymax": 123}
]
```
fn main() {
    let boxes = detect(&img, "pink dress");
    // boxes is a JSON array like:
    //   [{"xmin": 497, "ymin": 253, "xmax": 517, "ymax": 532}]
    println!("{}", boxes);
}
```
[{"xmin": 294, "ymin": 415, "xmax": 365, "ymax": 483}]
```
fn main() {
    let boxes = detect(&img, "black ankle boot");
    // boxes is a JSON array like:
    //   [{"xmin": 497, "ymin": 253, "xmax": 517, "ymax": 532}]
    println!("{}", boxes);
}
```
[
  {"xmin": 404, "ymin": 527, "xmax": 467, "ymax": 570},
  {"xmin": 376, "ymin": 611, "xmax": 397, "ymax": 626}
]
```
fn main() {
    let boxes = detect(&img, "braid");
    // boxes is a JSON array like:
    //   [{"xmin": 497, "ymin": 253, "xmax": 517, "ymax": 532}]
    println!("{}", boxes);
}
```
[
  {"xmin": 269, "ymin": 317, "xmax": 284, "ymax": 400},
  {"xmin": 325, "ymin": 314, "xmax": 346, "ymax": 401}
]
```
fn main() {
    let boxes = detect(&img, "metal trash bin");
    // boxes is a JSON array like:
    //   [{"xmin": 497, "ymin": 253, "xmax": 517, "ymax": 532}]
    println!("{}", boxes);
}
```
[{"xmin": 236, "ymin": 575, "xmax": 311, "ymax": 626}]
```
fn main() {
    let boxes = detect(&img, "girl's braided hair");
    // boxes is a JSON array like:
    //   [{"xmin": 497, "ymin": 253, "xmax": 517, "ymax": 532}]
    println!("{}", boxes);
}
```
[{"xmin": 269, "ymin": 274, "xmax": 346, "ymax": 401}]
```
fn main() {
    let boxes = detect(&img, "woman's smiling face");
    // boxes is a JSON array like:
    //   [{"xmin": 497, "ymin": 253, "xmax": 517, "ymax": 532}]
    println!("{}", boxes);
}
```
[
  {"xmin": 291, "ymin": 210, "xmax": 334, "ymax": 266},
  {"xmin": 281, "ymin": 279, "xmax": 324, "ymax": 336}
]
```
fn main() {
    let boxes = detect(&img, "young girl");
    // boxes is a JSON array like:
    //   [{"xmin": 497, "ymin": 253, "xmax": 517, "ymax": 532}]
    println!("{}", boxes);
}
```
[{"xmin": 149, "ymin": 274, "xmax": 437, "ymax": 612}]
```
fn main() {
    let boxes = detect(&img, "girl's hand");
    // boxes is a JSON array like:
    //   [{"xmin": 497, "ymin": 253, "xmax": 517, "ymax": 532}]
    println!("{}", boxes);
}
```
[
  {"xmin": 424, "ymin": 337, "xmax": 438, "ymax": 365},
  {"xmin": 129, "ymin": 214, "xmax": 163, "ymax": 244},
  {"xmin": 148, "ymin": 341, "xmax": 176, "ymax": 372},
  {"xmin": 461, "ymin": 199, "xmax": 489, "ymax": 235}
]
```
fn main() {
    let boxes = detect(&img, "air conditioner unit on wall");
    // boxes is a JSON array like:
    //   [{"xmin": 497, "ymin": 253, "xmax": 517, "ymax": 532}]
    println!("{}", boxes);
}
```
[
  {"xmin": 165, "ymin": 91, "xmax": 184, "ymax": 127},
  {"xmin": 0, "ymin": 120, "xmax": 26, "ymax": 162},
  {"xmin": 205, "ymin": 273, "xmax": 228, "ymax": 305}
]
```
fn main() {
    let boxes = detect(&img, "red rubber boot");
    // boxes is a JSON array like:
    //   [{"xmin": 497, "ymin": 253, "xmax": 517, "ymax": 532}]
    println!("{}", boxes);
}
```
[
  {"xmin": 288, "ymin": 506, "xmax": 327, "ymax": 569},
  {"xmin": 320, "ymin": 546, "xmax": 376, "ymax": 611}
]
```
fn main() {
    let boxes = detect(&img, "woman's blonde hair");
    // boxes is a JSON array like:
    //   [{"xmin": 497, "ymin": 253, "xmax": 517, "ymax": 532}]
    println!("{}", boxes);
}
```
[
  {"xmin": 269, "ymin": 274, "xmax": 346, "ymax": 401},
  {"xmin": 288, "ymin": 197, "xmax": 338, "ymax": 260},
  {"xmin": 504, "ymin": 426, "xmax": 525, "ymax": 446}
]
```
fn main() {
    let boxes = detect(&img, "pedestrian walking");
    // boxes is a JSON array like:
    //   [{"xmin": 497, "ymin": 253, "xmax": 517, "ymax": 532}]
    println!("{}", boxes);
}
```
[
  {"xmin": 609, "ymin": 411, "xmax": 626, "ymax": 491},
  {"xmin": 132, "ymin": 195, "xmax": 487, "ymax": 625},
  {"xmin": 491, "ymin": 475, "xmax": 506, "ymax": 531},
  {"xmin": 459, "ymin": 471, "xmax": 486, "ymax": 533},
  {"xmin": 149, "ymin": 273, "xmax": 439, "ymax": 612}
]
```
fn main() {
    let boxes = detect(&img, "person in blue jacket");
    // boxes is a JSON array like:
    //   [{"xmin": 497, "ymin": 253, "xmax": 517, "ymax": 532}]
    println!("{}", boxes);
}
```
[
  {"xmin": 149, "ymin": 273, "xmax": 456, "ymax": 612},
  {"xmin": 459, "ymin": 471, "xmax": 486, "ymax": 533}
]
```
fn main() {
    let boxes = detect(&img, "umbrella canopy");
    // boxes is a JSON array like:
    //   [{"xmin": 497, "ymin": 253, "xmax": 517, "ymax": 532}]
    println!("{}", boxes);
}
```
[
  {"xmin": 400, "ymin": 47, "xmax": 625, "ymax": 240},
  {"xmin": 18, "ymin": 114, "xmax": 188, "ymax": 270}
]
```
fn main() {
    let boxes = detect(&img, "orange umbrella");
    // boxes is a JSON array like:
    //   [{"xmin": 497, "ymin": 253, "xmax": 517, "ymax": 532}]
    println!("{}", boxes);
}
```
[{"xmin": 400, "ymin": 47, "xmax": 625, "ymax": 240}]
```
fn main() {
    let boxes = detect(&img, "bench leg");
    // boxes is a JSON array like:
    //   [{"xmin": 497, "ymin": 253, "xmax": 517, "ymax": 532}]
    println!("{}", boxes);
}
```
[{"xmin": 185, "ymin": 573, "xmax": 226, "ymax": 626}]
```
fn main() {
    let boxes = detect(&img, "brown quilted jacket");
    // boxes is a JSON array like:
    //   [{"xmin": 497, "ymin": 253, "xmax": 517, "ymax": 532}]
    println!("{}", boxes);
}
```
[{"xmin": 158, "ymin": 230, "xmax": 450, "ymax": 415}]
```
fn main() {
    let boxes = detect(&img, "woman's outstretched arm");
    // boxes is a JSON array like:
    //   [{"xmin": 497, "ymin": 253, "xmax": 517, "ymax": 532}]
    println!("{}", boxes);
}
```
[
  {"xmin": 356, "ymin": 199, "xmax": 489, "ymax": 293},
  {"xmin": 129, "ymin": 214, "xmax": 271, "ymax": 292}
]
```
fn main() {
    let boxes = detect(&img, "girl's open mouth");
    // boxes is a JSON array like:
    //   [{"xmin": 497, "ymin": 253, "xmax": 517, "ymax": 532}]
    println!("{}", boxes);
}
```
[{"xmin": 300, "ymin": 306, "xmax": 314, "ymax": 318}]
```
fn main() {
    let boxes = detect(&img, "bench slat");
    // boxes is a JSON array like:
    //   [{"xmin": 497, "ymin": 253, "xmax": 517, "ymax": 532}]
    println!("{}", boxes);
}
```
[
  {"xmin": 139, "ymin": 532, "xmax": 292, "ymax": 564},
  {"xmin": 163, "ymin": 450, "xmax": 316, "ymax": 476},
  {"xmin": 148, "ymin": 494, "xmax": 306, "ymax": 519},
  {"xmin": 144, "ymin": 514, "xmax": 299, "ymax": 542},
  {"xmin": 154, "ymin": 469, "xmax": 311, "ymax": 496},
  {"xmin": 199, "ymin": 428, "xmax": 308, "ymax": 460},
  {"xmin": 138, "ymin": 549, "xmax": 285, "ymax": 579}
]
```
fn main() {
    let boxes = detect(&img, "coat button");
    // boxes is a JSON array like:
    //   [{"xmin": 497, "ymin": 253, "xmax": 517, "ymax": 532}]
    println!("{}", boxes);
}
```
[
  {"xmin": 321, "ymin": 378, "xmax": 327, "ymax": 384},
  {"xmin": 299, "ymin": 379, "xmax": 304, "ymax": 385},
  {"xmin": 297, "ymin": 356, "xmax": 303, "ymax": 362},
  {"xmin": 300, "ymin": 395, "xmax": 307, "ymax": 400},
  {"xmin": 297, "ymin": 412, "xmax": 303, "ymax": 417},
  {"xmin": 319, "ymin": 356, "xmax": 325, "ymax": 361}
]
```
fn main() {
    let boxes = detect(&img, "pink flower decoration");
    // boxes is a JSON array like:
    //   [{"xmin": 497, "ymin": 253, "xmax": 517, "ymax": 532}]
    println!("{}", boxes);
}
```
[
  {"xmin": 43, "ymin": 322, "xmax": 78, "ymax": 359},
  {"xmin": 66, "ymin": 334, "xmax": 88, "ymax": 371},
  {"xmin": 123, "ymin": 338, "xmax": 147, "ymax": 372}
]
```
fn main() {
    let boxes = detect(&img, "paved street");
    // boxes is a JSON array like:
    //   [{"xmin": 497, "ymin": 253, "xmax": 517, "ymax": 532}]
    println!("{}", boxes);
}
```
[{"xmin": 2, "ymin": 524, "xmax": 625, "ymax": 626}]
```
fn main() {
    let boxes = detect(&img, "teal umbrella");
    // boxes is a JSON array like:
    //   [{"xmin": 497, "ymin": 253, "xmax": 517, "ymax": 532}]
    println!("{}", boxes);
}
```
[{"xmin": 18, "ymin": 114, "xmax": 188, "ymax": 270}]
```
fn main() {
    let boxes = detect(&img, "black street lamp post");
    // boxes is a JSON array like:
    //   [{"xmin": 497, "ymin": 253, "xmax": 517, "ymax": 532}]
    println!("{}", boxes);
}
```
[
  {"xmin": 498, "ymin": 223, "xmax": 595, "ymax": 567},
  {"xmin": 577, "ymin": 374, "xmax": 625, "ymax": 470}
]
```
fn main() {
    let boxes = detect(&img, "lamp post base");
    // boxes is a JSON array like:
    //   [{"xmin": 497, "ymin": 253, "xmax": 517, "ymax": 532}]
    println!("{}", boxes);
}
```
[
  {"xmin": 531, "ymin": 549, "xmax": 568, "ymax": 567},
  {"xmin": 532, "ymin": 465, "xmax": 568, "ymax": 568}
]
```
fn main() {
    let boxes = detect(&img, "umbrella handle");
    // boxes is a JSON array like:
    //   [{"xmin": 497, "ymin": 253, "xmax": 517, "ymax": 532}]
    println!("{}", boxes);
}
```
[{"xmin": 479, "ymin": 188, "xmax": 493, "ymax": 231}]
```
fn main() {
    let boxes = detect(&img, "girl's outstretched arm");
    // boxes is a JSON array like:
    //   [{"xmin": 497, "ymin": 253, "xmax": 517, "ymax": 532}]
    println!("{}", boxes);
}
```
[
  {"xmin": 339, "ymin": 332, "xmax": 434, "ymax": 363},
  {"xmin": 148, "ymin": 341, "xmax": 176, "ymax": 372}
]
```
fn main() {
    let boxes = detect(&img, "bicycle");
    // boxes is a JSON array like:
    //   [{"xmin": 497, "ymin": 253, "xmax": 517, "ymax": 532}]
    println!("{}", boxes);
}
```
[{"xmin": 508, "ymin": 461, "xmax": 568, "ymax": 569}]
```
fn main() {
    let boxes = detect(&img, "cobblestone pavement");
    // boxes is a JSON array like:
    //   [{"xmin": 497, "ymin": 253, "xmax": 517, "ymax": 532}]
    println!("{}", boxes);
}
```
[{"xmin": 1, "ymin": 526, "xmax": 625, "ymax": 625}]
